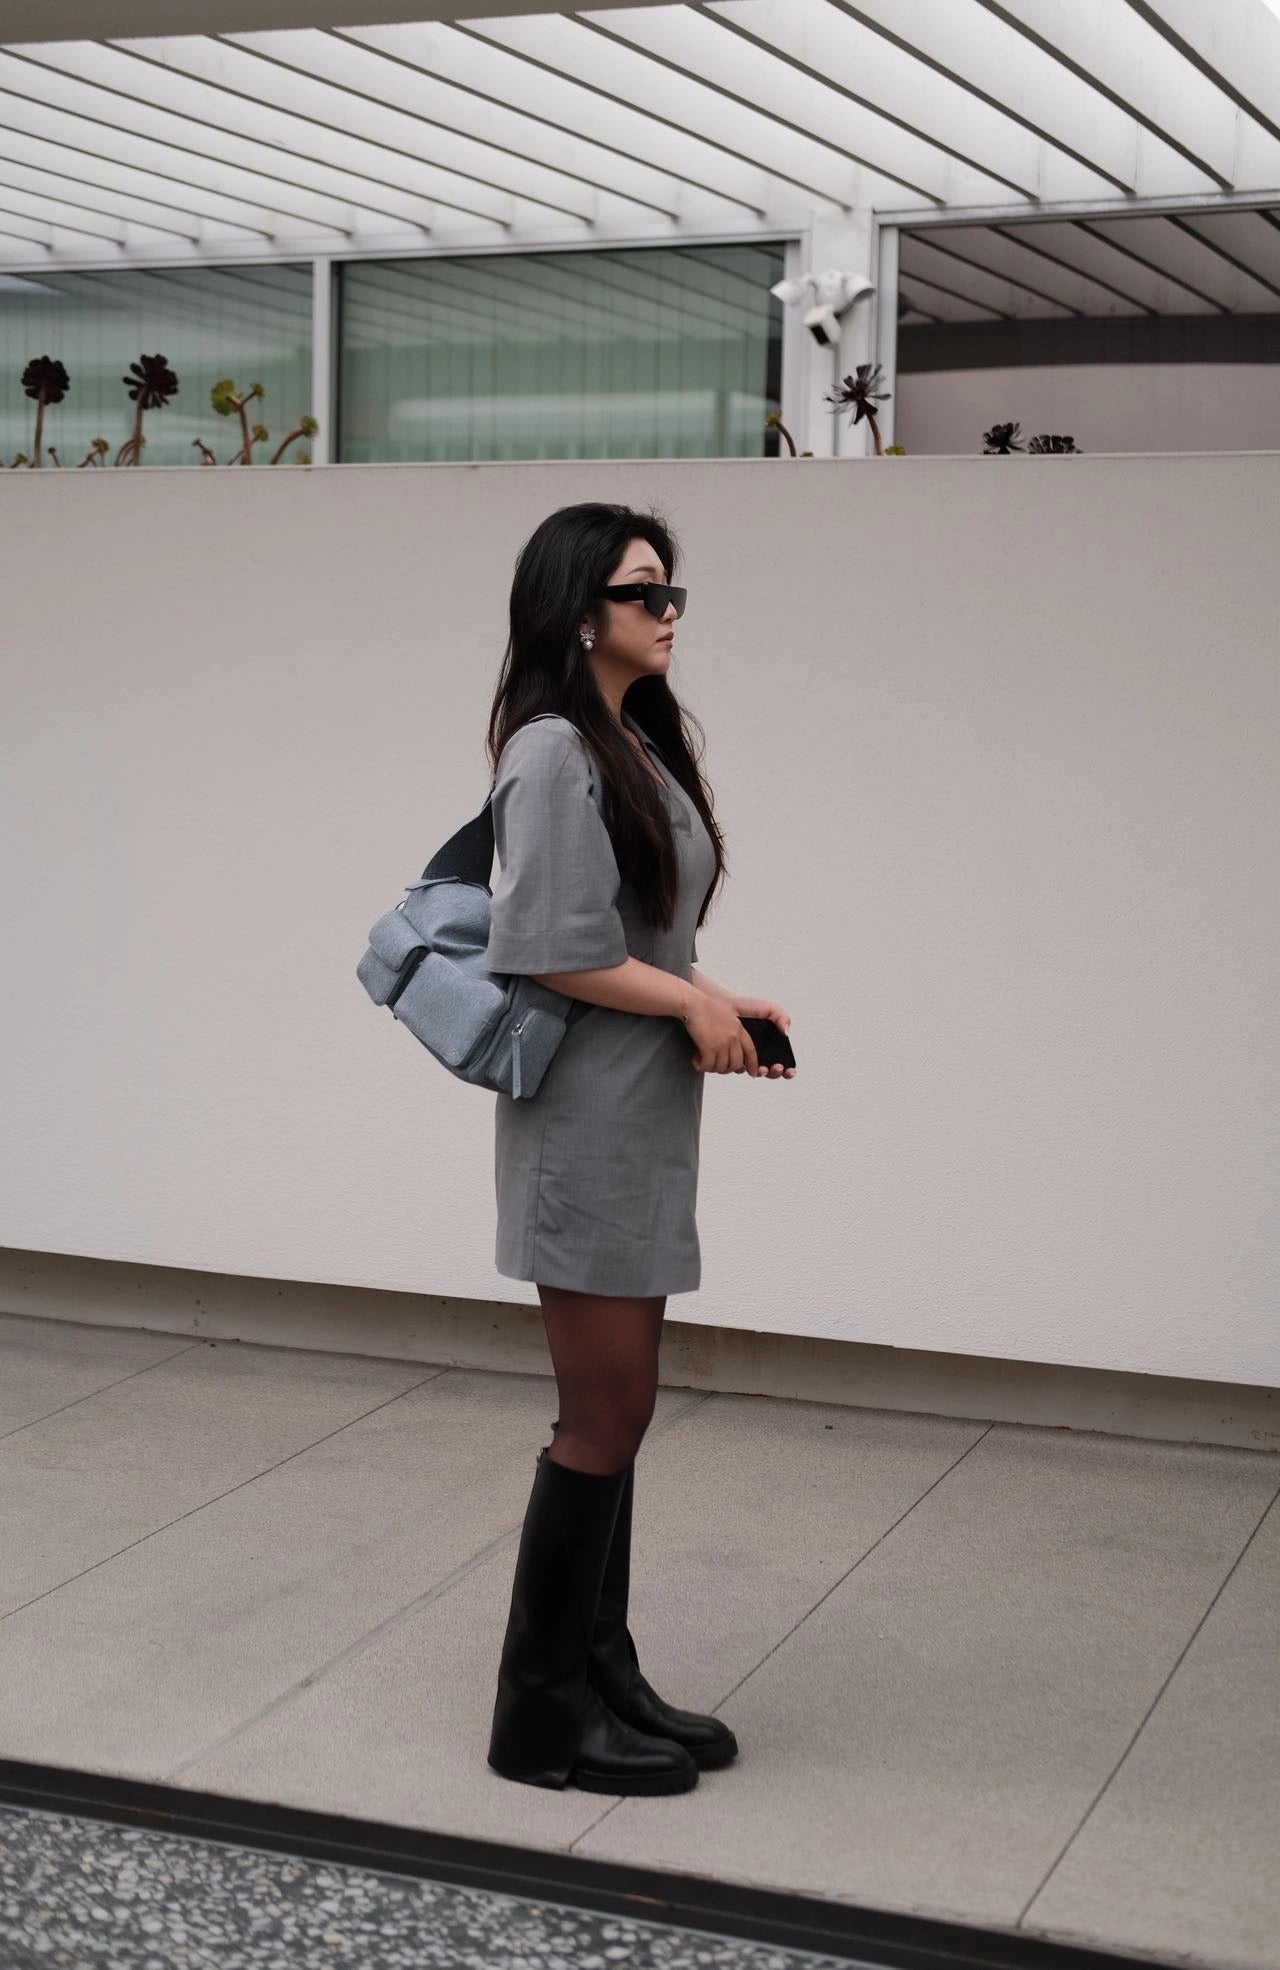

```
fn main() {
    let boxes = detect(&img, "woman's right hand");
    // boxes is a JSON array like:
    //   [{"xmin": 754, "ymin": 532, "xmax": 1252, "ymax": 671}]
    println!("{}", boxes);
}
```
[{"xmin": 684, "ymin": 990, "xmax": 759, "ymax": 1075}]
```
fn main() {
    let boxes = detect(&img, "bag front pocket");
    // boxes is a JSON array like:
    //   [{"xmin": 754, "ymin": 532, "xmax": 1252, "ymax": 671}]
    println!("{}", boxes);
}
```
[
  {"xmin": 509, "ymin": 1002, "xmax": 568, "ymax": 1098},
  {"xmin": 359, "ymin": 905, "xmax": 429, "ymax": 1007},
  {"xmin": 392, "ymin": 950, "xmax": 505, "ymax": 1068}
]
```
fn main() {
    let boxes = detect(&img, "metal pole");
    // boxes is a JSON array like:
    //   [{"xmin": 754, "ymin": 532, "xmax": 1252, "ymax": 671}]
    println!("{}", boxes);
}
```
[
  {"xmin": 310, "ymin": 255, "xmax": 335, "ymax": 466},
  {"xmin": 875, "ymin": 222, "xmax": 900, "ymax": 451}
]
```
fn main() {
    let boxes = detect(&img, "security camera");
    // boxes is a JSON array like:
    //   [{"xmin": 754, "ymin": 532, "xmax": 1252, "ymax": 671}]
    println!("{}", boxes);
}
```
[
  {"xmin": 770, "ymin": 269, "xmax": 876, "ymax": 344},
  {"xmin": 803, "ymin": 303, "xmax": 843, "ymax": 347}
]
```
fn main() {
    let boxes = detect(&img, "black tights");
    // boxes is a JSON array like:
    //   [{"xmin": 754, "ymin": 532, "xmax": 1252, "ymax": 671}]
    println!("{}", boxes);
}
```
[{"xmin": 536, "ymin": 1284, "xmax": 666, "ymax": 1475}]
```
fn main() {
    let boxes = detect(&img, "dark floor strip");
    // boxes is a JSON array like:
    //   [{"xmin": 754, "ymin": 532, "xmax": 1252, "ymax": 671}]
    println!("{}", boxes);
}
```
[{"xmin": 0, "ymin": 1759, "xmax": 1172, "ymax": 1970}]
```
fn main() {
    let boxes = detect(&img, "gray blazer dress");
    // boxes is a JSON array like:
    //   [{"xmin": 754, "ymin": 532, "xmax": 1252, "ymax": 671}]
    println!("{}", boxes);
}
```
[{"xmin": 483, "ymin": 709, "xmax": 717, "ymax": 1297}]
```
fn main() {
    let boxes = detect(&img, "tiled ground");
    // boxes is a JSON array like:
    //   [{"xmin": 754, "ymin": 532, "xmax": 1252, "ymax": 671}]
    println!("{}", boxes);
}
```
[{"xmin": 1, "ymin": 1310, "xmax": 1277, "ymax": 1970}]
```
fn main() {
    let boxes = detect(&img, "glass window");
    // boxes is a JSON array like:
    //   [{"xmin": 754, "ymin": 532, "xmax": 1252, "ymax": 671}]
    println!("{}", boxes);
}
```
[
  {"xmin": 337, "ymin": 243, "xmax": 784, "ymax": 462},
  {"xmin": 0, "ymin": 265, "xmax": 312, "ymax": 468}
]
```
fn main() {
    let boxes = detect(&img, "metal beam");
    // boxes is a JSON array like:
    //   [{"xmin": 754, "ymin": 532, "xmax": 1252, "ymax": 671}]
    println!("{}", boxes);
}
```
[
  {"xmin": 310, "ymin": 253, "xmax": 333, "ymax": 464},
  {"xmin": 875, "ymin": 189, "xmax": 1280, "ymax": 228},
  {"xmin": 873, "ymin": 218, "xmax": 899, "ymax": 446},
  {"xmin": 9, "ymin": 1, "xmax": 676, "ymax": 43}
]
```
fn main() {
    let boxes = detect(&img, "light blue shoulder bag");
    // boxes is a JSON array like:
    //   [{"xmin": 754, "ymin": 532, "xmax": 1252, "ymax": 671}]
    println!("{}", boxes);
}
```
[{"xmin": 357, "ymin": 715, "xmax": 597, "ymax": 1100}]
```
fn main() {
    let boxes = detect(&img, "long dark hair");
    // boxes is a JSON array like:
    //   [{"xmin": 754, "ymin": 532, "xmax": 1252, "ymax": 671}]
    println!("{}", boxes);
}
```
[{"xmin": 486, "ymin": 501, "xmax": 726, "ymax": 945}]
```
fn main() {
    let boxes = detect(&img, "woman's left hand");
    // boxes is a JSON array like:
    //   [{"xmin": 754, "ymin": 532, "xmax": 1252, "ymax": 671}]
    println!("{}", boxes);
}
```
[{"xmin": 730, "ymin": 995, "xmax": 796, "ymax": 1078}]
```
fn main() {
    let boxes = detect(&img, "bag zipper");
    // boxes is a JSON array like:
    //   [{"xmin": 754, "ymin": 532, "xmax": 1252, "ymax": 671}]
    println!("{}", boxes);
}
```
[{"xmin": 511, "ymin": 1009, "xmax": 532, "ymax": 1099}]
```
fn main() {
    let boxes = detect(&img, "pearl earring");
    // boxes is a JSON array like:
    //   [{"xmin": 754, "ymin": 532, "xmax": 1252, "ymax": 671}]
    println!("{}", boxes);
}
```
[{"xmin": 579, "ymin": 629, "xmax": 595, "ymax": 651}]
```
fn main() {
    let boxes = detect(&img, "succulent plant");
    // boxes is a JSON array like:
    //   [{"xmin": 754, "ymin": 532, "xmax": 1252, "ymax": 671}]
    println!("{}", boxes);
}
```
[
  {"xmin": 9, "ymin": 352, "xmax": 309, "ymax": 470},
  {"xmin": 212, "ymin": 378, "xmax": 268, "ymax": 463},
  {"xmin": 269, "ymin": 413, "xmax": 319, "ymax": 465},
  {"xmin": 982, "ymin": 421, "xmax": 1025, "ymax": 454},
  {"xmin": 123, "ymin": 353, "xmax": 178, "ymax": 410},
  {"xmin": 824, "ymin": 363, "xmax": 892, "ymax": 456},
  {"xmin": 117, "ymin": 353, "xmax": 179, "ymax": 465},
  {"xmin": 21, "ymin": 355, "xmax": 70, "ymax": 467}
]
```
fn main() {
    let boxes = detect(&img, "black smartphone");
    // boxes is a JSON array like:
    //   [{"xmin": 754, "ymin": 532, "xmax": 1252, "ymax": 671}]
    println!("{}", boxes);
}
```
[{"xmin": 738, "ymin": 1014, "xmax": 796, "ymax": 1070}]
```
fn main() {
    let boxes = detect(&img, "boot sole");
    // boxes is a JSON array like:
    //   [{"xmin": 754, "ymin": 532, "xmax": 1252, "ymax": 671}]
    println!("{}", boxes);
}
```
[
  {"xmin": 690, "ymin": 1734, "xmax": 738, "ymax": 1771},
  {"xmin": 570, "ymin": 1761, "xmax": 699, "ymax": 1796}
]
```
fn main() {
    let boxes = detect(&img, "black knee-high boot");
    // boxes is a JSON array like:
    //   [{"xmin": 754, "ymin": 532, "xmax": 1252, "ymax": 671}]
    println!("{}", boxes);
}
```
[
  {"xmin": 487, "ymin": 1444, "xmax": 699, "ymax": 1795},
  {"xmin": 550, "ymin": 1421, "xmax": 739, "ymax": 1772}
]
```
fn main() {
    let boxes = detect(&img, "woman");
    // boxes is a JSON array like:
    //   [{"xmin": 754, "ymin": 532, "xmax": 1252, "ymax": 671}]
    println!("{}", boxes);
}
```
[{"xmin": 483, "ymin": 501, "xmax": 795, "ymax": 1798}]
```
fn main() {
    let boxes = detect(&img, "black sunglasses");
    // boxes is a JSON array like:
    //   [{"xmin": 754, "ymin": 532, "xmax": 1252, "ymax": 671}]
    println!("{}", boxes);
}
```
[{"xmin": 598, "ymin": 581, "xmax": 687, "ymax": 619}]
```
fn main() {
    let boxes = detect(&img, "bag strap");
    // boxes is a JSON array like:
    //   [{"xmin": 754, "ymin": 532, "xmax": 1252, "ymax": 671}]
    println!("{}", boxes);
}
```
[{"xmin": 419, "ymin": 713, "xmax": 599, "ymax": 885}]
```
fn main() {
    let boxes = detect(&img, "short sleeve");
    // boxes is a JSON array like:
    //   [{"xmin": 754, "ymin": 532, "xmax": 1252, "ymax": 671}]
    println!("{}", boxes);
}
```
[{"xmin": 484, "ymin": 719, "xmax": 629, "ymax": 975}]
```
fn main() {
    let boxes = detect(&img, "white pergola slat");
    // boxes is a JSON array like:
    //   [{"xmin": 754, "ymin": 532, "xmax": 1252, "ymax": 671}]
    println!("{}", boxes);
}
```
[
  {"xmin": 461, "ymin": 11, "xmax": 889, "ymax": 212},
  {"xmin": 222, "ymin": 29, "xmax": 690, "ymax": 222},
  {"xmin": 706, "ymin": 0, "xmax": 1154, "ymax": 200},
  {"xmin": 5, "ymin": 0, "xmax": 1280, "ymax": 457},
  {"xmin": 915, "ymin": 222, "xmax": 1151, "ymax": 316},
  {"xmin": 2, "ymin": 0, "xmax": 1279, "ymax": 265},
  {"xmin": 985, "ymin": 217, "xmax": 1214, "ymax": 314},
  {"xmin": 960, "ymin": 0, "xmax": 1247, "ymax": 191},
  {"xmin": 338, "ymin": 22, "xmax": 774, "ymax": 218},
  {"xmin": 1127, "ymin": 0, "xmax": 1280, "ymax": 149}
]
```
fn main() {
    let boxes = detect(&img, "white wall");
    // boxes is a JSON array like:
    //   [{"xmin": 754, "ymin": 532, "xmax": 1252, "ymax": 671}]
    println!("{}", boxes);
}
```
[
  {"xmin": 1, "ymin": 455, "xmax": 1276, "ymax": 1386},
  {"xmin": 897, "ymin": 362, "xmax": 1280, "ymax": 457}
]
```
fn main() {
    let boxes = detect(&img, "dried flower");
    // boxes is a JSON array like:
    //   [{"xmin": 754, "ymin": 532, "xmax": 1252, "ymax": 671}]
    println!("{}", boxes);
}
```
[{"xmin": 1027, "ymin": 433, "xmax": 1081, "ymax": 453}]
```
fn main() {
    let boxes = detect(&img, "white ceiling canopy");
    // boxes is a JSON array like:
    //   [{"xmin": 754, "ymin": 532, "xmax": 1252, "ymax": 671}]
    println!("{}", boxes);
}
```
[{"xmin": 1, "ymin": 0, "xmax": 1280, "ymax": 296}]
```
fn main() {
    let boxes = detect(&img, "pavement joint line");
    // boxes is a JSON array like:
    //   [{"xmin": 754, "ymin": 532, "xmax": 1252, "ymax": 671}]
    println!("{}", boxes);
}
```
[
  {"xmin": 0, "ymin": 1362, "xmax": 454, "ymax": 1627},
  {"xmin": 165, "ymin": 1389, "xmax": 721, "ymax": 1783},
  {"xmin": 567, "ymin": 1417, "xmax": 1001, "ymax": 1852},
  {"xmin": 1014, "ymin": 1472, "xmax": 1280, "ymax": 1930},
  {"xmin": 162, "ymin": 1386, "xmax": 716, "ymax": 1788},
  {"xmin": 0, "ymin": 1334, "xmax": 206, "ymax": 1443}
]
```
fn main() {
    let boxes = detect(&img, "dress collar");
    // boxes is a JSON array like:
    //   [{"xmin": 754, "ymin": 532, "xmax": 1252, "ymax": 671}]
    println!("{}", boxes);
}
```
[{"xmin": 620, "ymin": 707, "xmax": 660, "ymax": 755}]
